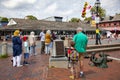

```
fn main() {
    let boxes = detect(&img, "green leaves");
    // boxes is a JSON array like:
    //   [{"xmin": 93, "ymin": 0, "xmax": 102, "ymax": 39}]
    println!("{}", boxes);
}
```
[
  {"xmin": 69, "ymin": 18, "xmax": 80, "ymax": 22},
  {"xmin": 25, "ymin": 15, "xmax": 38, "ymax": 20},
  {"xmin": 90, "ymin": 6, "xmax": 106, "ymax": 19},
  {"xmin": 0, "ymin": 17, "xmax": 8, "ymax": 22}
]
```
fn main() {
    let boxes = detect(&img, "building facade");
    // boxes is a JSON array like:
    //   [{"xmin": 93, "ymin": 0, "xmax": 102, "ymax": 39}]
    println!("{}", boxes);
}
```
[
  {"xmin": 0, "ymin": 18, "xmax": 97, "ymax": 40},
  {"xmin": 98, "ymin": 14, "xmax": 120, "ymax": 33}
]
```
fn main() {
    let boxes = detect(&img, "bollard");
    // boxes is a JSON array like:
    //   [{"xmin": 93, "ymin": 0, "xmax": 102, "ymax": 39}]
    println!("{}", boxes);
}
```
[{"xmin": 1, "ymin": 39, "xmax": 8, "ymax": 56}]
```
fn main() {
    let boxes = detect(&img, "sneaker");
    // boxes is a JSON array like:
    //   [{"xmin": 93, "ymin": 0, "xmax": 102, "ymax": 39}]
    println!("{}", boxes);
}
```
[
  {"xmin": 80, "ymin": 73, "xmax": 84, "ymax": 78},
  {"xmin": 69, "ymin": 75, "xmax": 74, "ymax": 80},
  {"xmin": 17, "ymin": 65, "xmax": 23, "ymax": 67},
  {"xmin": 25, "ymin": 62, "xmax": 30, "ymax": 65},
  {"xmin": 13, "ymin": 65, "xmax": 16, "ymax": 67}
]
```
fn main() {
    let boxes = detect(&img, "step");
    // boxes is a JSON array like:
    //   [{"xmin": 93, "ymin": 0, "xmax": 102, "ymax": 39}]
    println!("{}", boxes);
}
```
[
  {"xmin": 87, "ymin": 43, "xmax": 120, "ymax": 49},
  {"xmin": 87, "ymin": 47, "xmax": 120, "ymax": 53}
]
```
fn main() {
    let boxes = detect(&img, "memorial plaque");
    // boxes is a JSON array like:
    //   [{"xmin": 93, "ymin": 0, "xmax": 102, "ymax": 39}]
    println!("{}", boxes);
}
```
[
  {"xmin": 49, "ymin": 40, "xmax": 68, "ymax": 68},
  {"xmin": 51, "ymin": 40, "xmax": 65, "ymax": 57},
  {"xmin": 56, "ymin": 41, "xmax": 64, "ymax": 56}
]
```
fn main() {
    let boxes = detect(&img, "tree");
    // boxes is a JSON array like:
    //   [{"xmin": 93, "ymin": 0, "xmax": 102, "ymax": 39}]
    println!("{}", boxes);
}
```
[
  {"xmin": 90, "ymin": 6, "xmax": 106, "ymax": 20},
  {"xmin": 69, "ymin": 18, "xmax": 80, "ymax": 22},
  {"xmin": 0, "ymin": 17, "xmax": 8, "ymax": 22},
  {"xmin": 84, "ymin": 17, "xmax": 92, "ymax": 23},
  {"xmin": 25, "ymin": 15, "xmax": 38, "ymax": 20}
]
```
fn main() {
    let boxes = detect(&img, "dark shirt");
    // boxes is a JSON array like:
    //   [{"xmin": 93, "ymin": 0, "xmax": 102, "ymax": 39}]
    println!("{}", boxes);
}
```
[{"xmin": 12, "ymin": 36, "xmax": 22, "ymax": 57}]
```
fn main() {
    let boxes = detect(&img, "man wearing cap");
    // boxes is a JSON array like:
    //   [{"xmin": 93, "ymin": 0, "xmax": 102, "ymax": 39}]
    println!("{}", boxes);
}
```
[{"xmin": 73, "ymin": 27, "xmax": 88, "ymax": 77}]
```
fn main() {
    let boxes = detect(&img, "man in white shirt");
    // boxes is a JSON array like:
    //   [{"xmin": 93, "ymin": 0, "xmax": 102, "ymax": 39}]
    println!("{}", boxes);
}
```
[
  {"xmin": 106, "ymin": 31, "xmax": 112, "ymax": 43},
  {"xmin": 39, "ymin": 29, "xmax": 45, "ymax": 54}
]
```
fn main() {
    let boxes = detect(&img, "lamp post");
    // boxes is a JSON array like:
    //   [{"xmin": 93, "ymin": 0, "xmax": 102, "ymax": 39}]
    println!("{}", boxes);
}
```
[{"xmin": 95, "ymin": 0, "xmax": 101, "ymax": 45}]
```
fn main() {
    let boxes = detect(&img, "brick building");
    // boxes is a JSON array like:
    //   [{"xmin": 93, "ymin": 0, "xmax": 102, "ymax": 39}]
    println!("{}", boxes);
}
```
[{"xmin": 98, "ymin": 14, "xmax": 120, "ymax": 33}]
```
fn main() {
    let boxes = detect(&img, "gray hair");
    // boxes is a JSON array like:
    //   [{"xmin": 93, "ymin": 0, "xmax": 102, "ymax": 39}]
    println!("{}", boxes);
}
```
[
  {"xmin": 76, "ymin": 27, "xmax": 83, "ymax": 31},
  {"xmin": 30, "ymin": 31, "xmax": 35, "ymax": 35},
  {"xmin": 46, "ymin": 30, "xmax": 51, "ymax": 34}
]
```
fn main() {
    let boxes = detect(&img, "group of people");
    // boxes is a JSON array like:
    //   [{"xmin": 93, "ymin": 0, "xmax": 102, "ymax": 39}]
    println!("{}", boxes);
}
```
[
  {"xmin": 12, "ymin": 29, "xmax": 56, "ymax": 67},
  {"xmin": 12, "ymin": 30, "xmax": 37, "ymax": 67},
  {"xmin": 11, "ymin": 27, "xmax": 88, "ymax": 79},
  {"xmin": 11, "ymin": 27, "xmax": 90, "ymax": 80},
  {"xmin": 96, "ymin": 27, "xmax": 119, "ymax": 45},
  {"xmin": 39, "ymin": 29, "xmax": 57, "ymax": 55},
  {"xmin": 12, "ymin": 27, "xmax": 119, "ymax": 79}
]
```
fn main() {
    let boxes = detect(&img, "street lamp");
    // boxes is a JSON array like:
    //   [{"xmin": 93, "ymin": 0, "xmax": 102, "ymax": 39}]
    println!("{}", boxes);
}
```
[{"xmin": 95, "ymin": 0, "xmax": 101, "ymax": 45}]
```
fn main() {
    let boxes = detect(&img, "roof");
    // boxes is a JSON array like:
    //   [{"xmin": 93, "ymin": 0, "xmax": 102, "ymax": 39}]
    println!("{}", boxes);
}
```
[
  {"xmin": 0, "ymin": 18, "xmax": 96, "ymax": 31},
  {"xmin": 100, "ymin": 14, "xmax": 120, "ymax": 23},
  {"xmin": 112, "ymin": 14, "xmax": 120, "ymax": 21}
]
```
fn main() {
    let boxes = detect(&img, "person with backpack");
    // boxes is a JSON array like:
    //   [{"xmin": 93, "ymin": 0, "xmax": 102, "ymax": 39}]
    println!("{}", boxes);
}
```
[
  {"xmin": 97, "ymin": 33, "xmax": 102, "ymax": 45},
  {"xmin": 68, "ymin": 45, "xmax": 79, "ymax": 79}
]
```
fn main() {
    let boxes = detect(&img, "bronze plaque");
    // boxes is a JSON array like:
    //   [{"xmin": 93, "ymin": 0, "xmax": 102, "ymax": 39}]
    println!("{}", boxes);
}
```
[{"xmin": 55, "ymin": 41, "xmax": 65, "ymax": 56}]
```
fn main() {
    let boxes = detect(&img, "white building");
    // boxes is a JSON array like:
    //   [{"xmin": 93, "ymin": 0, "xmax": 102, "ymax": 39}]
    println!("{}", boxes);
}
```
[{"xmin": 43, "ymin": 16, "xmax": 63, "ymax": 22}]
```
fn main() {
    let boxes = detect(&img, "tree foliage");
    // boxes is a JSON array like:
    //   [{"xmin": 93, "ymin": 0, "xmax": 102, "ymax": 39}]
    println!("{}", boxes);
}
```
[
  {"xmin": 84, "ymin": 17, "xmax": 92, "ymax": 21},
  {"xmin": 90, "ymin": 6, "xmax": 106, "ymax": 19},
  {"xmin": 25, "ymin": 15, "xmax": 38, "ymax": 20},
  {"xmin": 0, "ymin": 17, "xmax": 8, "ymax": 22},
  {"xmin": 84, "ymin": 17, "xmax": 92, "ymax": 23},
  {"xmin": 69, "ymin": 18, "xmax": 80, "ymax": 22}
]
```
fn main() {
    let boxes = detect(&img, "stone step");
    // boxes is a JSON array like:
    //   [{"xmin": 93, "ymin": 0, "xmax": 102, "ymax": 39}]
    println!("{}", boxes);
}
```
[
  {"xmin": 87, "ymin": 47, "xmax": 120, "ymax": 53},
  {"xmin": 87, "ymin": 43, "xmax": 120, "ymax": 49}
]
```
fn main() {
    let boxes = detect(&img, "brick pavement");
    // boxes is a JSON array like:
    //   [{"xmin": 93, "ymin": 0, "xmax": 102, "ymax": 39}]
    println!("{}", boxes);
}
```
[
  {"xmin": 0, "ymin": 50, "xmax": 120, "ymax": 80},
  {"xmin": 0, "ymin": 54, "xmax": 49, "ymax": 80},
  {"xmin": 47, "ymin": 50, "xmax": 120, "ymax": 80}
]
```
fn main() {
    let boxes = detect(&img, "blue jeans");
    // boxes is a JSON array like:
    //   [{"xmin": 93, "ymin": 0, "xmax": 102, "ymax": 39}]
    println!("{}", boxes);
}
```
[
  {"xmin": 45, "ymin": 43, "xmax": 52, "ymax": 54},
  {"xmin": 30, "ymin": 46, "xmax": 36, "ymax": 55},
  {"xmin": 24, "ymin": 53, "xmax": 29, "ymax": 59}
]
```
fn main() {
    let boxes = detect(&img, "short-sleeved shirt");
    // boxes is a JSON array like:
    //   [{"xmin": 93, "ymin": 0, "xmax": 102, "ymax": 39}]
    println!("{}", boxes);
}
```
[
  {"xmin": 73, "ymin": 32, "xmax": 88, "ymax": 53},
  {"xmin": 23, "ymin": 41, "xmax": 29, "ymax": 53},
  {"xmin": 96, "ymin": 29, "xmax": 100, "ymax": 34},
  {"xmin": 40, "ymin": 32, "xmax": 45, "ymax": 41}
]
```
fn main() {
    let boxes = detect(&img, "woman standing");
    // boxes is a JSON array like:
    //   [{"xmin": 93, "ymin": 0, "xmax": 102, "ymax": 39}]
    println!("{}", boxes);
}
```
[
  {"xmin": 45, "ymin": 30, "xmax": 52, "ymax": 55},
  {"xmin": 28, "ymin": 31, "xmax": 36, "ymax": 56},
  {"xmin": 12, "ymin": 30, "xmax": 22, "ymax": 67}
]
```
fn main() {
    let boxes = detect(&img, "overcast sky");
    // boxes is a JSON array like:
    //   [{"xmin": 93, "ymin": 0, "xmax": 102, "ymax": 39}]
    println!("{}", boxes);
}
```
[{"xmin": 0, "ymin": 0, "xmax": 120, "ymax": 21}]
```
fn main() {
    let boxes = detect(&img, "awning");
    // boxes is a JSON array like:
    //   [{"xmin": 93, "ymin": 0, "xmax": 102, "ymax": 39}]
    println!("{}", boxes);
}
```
[{"xmin": 102, "ymin": 27, "xmax": 120, "ymax": 31}]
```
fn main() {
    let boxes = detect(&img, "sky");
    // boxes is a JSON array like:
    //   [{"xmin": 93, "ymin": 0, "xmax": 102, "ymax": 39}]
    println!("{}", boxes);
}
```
[{"xmin": 0, "ymin": 0, "xmax": 120, "ymax": 21}]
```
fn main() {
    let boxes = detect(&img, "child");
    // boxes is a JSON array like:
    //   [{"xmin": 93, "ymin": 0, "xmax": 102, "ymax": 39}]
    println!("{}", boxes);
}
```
[
  {"xmin": 68, "ymin": 41, "xmax": 79, "ymax": 79},
  {"xmin": 23, "ymin": 35, "xmax": 30, "ymax": 65},
  {"xmin": 67, "ymin": 47, "xmax": 71, "ymax": 68}
]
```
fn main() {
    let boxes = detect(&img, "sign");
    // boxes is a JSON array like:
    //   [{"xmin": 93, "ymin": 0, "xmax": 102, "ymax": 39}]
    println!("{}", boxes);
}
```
[
  {"xmin": 95, "ymin": 17, "xmax": 100, "ymax": 23},
  {"xmin": 91, "ymin": 20, "xmax": 96, "ymax": 27},
  {"xmin": 51, "ymin": 40, "xmax": 65, "ymax": 57}
]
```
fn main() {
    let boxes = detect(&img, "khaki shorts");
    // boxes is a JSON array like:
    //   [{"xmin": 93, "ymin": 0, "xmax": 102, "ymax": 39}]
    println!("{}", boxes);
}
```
[{"xmin": 78, "ymin": 53, "xmax": 84, "ymax": 60}]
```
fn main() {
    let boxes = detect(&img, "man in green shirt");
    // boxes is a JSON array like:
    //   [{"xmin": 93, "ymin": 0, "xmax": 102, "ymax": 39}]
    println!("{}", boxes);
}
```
[{"xmin": 73, "ymin": 27, "xmax": 88, "ymax": 77}]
